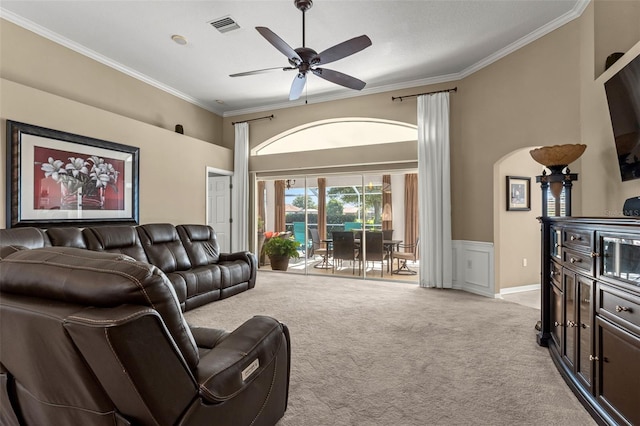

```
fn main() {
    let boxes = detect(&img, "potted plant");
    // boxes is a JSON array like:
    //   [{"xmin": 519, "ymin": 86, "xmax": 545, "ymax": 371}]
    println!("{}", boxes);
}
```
[{"xmin": 263, "ymin": 236, "xmax": 300, "ymax": 271}]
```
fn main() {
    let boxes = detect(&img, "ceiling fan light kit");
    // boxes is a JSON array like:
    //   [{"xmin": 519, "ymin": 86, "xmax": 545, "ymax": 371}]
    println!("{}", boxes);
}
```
[{"xmin": 230, "ymin": 0, "xmax": 371, "ymax": 101}]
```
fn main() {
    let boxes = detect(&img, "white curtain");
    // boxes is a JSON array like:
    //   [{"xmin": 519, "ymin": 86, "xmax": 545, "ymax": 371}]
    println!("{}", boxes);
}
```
[
  {"xmin": 232, "ymin": 122, "xmax": 249, "ymax": 252},
  {"xmin": 418, "ymin": 92, "xmax": 452, "ymax": 288}
]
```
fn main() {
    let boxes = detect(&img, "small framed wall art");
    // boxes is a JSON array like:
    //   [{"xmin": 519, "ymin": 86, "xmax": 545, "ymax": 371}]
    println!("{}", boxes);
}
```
[{"xmin": 506, "ymin": 176, "xmax": 531, "ymax": 211}]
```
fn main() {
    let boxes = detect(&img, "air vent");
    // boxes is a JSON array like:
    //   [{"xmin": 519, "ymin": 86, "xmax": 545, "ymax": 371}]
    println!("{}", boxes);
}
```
[{"xmin": 209, "ymin": 16, "xmax": 240, "ymax": 33}]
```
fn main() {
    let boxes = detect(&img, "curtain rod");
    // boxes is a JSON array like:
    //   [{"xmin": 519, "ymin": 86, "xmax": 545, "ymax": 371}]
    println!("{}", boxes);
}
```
[
  {"xmin": 232, "ymin": 114, "xmax": 274, "ymax": 125},
  {"xmin": 391, "ymin": 87, "xmax": 457, "ymax": 102}
]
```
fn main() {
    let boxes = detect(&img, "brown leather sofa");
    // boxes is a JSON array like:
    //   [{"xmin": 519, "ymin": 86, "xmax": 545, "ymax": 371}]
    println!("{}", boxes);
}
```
[
  {"xmin": 0, "ymin": 247, "xmax": 290, "ymax": 425},
  {"xmin": 0, "ymin": 223, "xmax": 257, "ymax": 311}
]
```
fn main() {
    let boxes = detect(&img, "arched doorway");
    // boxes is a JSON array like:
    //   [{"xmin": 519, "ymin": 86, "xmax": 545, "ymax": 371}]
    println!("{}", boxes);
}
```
[{"xmin": 493, "ymin": 147, "xmax": 542, "ymax": 297}]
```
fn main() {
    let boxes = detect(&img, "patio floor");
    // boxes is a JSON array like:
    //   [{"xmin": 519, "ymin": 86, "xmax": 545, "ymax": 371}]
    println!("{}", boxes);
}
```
[{"xmin": 258, "ymin": 254, "xmax": 420, "ymax": 283}]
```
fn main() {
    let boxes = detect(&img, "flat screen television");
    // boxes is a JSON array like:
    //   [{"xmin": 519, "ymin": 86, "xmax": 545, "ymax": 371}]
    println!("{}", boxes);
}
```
[{"xmin": 604, "ymin": 53, "xmax": 640, "ymax": 182}]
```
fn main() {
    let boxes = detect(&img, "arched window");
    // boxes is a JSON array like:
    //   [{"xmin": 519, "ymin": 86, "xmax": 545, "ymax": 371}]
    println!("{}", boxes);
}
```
[{"xmin": 253, "ymin": 118, "xmax": 417, "ymax": 156}]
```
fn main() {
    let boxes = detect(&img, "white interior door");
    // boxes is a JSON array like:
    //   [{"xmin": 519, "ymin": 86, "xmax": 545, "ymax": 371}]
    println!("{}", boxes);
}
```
[{"xmin": 208, "ymin": 174, "xmax": 232, "ymax": 253}]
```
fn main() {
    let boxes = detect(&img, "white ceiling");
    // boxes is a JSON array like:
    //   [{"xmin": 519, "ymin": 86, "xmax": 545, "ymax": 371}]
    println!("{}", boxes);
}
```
[{"xmin": 1, "ymin": 0, "xmax": 588, "ymax": 117}]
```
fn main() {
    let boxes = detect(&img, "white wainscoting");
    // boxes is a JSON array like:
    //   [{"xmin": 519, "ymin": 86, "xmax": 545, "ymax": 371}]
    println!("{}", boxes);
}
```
[{"xmin": 452, "ymin": 240, "xmax": 495, "ymax": 298}]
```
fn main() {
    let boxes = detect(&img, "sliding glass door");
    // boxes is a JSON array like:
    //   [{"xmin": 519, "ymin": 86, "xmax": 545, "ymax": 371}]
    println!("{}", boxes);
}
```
[{"xmin": 256, "ymin": 171, "xmax": 418, "ymax": 282}]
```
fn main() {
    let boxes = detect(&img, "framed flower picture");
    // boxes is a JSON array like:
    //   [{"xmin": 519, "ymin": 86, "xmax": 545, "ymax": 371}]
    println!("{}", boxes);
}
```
[
  {"xmin": 506, "ymin": 176, "xmax": 531, "ymax": 211},
  {"xmin": 6, "ymin": 120, "xmax": 139, "ymax": 228}
]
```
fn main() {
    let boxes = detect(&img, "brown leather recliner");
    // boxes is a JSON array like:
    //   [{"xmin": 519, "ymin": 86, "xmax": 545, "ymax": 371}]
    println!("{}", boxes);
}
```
[{"xmin": 0, "ymin": 247, "xmax": 290, "ymax": 425}]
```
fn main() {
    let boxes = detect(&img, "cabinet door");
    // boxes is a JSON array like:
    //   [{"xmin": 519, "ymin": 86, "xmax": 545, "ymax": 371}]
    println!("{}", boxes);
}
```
[
  {"xmin": 550, "ymin": 283, "xmax": 563, "ymax": 350},
  {"xmin": 576, "ymin": 275, "xmax": 593, "ymax": 390},
  {"xmin": 595, "ymin": 317, "xmax": 640, "ymax": 426},
  {"xmin": 563, "ymin": 270, "xmax": 576, "ymax": 368},
  {"xmin": 549, "ymin": 284, "xmax": 564, "ymax": 353}
]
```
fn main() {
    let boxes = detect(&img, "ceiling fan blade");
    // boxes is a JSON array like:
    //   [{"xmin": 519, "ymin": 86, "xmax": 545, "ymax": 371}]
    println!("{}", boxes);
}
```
[
  {"xmin": 256, "ymin": 27, "xmax": 302, "ymax": 63},
  {"xmin": 312, "ymin": 67, "xmax": 366, "ymax": 91},
  {"xmin": 316, "ymin": 35, "xmax": 372, "ymax": 65},
  {"xmin": 289, "ymin": 73, "xmax": 307, "ymax": 100},
  {"xmin": 230, "ymin": 67, "xmax": 296, "ymax": 77}
]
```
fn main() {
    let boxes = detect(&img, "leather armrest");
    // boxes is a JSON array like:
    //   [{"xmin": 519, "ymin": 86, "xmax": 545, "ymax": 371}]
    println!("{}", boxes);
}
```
[
  {"xmin": 219, "ymin": 251, "xmax": 257, "ymax": 287},
  {"xmin": 196, "ymin": 316, "xmax": 286, "ymax": 403},
  {"xmin": 190, "ymin": 326, "xmax": 229, "ymax": 350},
  {"xmin": 219, "ymin": 251, "xmax": 251, "ymax": 264}
]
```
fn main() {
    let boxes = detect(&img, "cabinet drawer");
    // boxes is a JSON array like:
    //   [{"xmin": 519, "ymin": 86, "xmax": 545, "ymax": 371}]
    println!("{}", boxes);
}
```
[
  {"xmin": 563, "ymin": 248, "xmax": 593, "ymax": 274},
  {"xmin": 563, "ymin": 228, "xmax": 592, "ymax": 252},
  {"xmin": 598, "ymin": 284, "xmax": 640, "ymax": 333}
]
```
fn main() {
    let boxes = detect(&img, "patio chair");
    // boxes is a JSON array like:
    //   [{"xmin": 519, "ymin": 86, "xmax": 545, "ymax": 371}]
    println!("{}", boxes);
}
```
[
  {"xmin": 331, "ymin": 231, "xmax": 358, "ymax": 275},
  {"xmin": 309, "ymin": 228, "xmax": 330, "ymax": 268},
  {"xmin": 361, "ymin": 231, "xmax": 389, "ymax": 277},
  {"xmin": 392, "ymin": 238, "xmax": 419, "ymax": 275},
  {"xmin": 382, "ymin": 229, "xmax": 394, "ymax": 259}
]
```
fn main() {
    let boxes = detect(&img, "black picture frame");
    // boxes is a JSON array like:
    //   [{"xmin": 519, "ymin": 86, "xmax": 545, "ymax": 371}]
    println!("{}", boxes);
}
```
[
  {"xmin": 506, "ymin": 176, "xmax": 531, "ymax": 211},
  {"xmin": 6, "ymin": 120, "xmax": 139, "ymax": 228}
]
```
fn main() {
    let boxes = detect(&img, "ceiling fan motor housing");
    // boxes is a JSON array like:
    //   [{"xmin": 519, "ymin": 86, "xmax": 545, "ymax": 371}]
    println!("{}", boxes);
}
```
[{"xmin": 289, "ymin": 47, "xmax": 320, "ymax": 71}]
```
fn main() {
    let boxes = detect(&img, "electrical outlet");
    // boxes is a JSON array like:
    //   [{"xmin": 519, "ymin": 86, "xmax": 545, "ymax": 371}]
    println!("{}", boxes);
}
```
[{"xmin": 523, "ymin": 258, "xmax": 527, "ymax": 267}]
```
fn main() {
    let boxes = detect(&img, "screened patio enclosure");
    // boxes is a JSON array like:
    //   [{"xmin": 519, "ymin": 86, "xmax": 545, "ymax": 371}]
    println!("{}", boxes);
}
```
[{"xmin": 256, "ymin": 171, "xmax": 419, "ymax": 283}]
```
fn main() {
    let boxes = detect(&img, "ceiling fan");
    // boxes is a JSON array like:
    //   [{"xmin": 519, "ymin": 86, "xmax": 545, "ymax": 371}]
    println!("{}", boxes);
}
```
[{"xmin": 230, "ymin": 0, "xmax": 372, "ymax": 101}]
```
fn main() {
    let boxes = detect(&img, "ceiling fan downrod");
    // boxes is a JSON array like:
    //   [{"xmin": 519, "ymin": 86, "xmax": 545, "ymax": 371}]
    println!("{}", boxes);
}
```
[{"xmin": 294, "ymin": 0, "xmax": 312, "ymax": 47}]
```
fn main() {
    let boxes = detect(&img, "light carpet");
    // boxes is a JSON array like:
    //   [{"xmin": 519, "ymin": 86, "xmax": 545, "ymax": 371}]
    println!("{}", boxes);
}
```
[{"xmin": 184, "ymin": 272, "xmax": 595, "ymax": 426}]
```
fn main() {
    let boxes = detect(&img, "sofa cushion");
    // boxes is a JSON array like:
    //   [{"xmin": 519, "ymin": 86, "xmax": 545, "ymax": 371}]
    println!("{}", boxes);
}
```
[
  {"xmin": 137, "ymin": 224, "xmax": 191, "ymax": 273},
  {"xmin": 84, "ymin": 226, "xmax": 148, "ymax": 262},
  {"xmin": 0, "ymin": 227, "xmax": 50, "ymax": 249},
  {"xmin": 47, "ymin": 227, "xmax": 88, "ymax": 248},
  {"xmin": 176, "ymin": 264, "xmax": 222, "ymax": 300},
  {"xmin": 0, "ymin": 247, "xmax": 199, "ymax": 370},
  {"xmin": 176, "ymin": 224, "xmax": 220, "ymax": 266}
]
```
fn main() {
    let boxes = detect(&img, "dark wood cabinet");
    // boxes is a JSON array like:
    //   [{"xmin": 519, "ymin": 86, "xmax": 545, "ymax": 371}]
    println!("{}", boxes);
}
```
[{"xmin": 538, "ymin": 217, "xmax": 640, "ymax": 426}]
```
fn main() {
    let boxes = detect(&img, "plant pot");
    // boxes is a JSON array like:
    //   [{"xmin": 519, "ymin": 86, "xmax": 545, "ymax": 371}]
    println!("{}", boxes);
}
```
[{"xmin": 268, "ymin": 255, "xmax": 290, "ymax": 271}]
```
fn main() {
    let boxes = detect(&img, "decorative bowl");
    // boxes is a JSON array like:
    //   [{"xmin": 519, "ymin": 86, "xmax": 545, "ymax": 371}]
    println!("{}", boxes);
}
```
[{"xmin": 529, "ymin": 144, "xmax": 587, "ymax": 168}]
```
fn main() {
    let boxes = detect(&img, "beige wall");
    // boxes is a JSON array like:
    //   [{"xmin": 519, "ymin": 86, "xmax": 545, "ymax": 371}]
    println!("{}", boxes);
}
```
[
  {"xmin": 0, "ymin": 79, "xmax": 233, "ymax": 227},
  {"xmin": 594, "ymin": 0, "xmax": 640, "ymax": 79},
  {"xmin": 494, "ymin": 148, "xmax": 544, "ymax": 291},
  {"xmin": 455, "ymin": 19, "xmax": 583, "ymax": 241},
  {"xmin": 581, "ymin": 2, "xmax": 640, "ymax": 216},
  {"xmin": 0, "ymin": 19, "xmax": 223, "ymax": 145}
]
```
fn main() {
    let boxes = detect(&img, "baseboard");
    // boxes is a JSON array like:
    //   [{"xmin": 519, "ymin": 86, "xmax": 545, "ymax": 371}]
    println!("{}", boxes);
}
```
[{"xmin": 498, "ymin": 283, "xmax": 541, "ymax": 297}]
